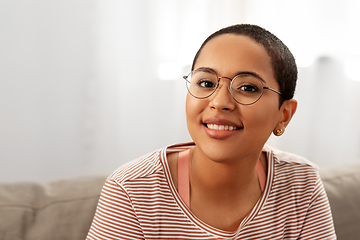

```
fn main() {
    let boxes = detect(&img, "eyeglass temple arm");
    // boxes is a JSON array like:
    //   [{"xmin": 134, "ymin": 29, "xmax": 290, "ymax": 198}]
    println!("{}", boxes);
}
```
[
  {"xmin": 264, "ymin": 86, "xmax": 283, "ymax": 97},
  {"xmin": 183, "ymin": 75, "xmax": 191, "ymax": 84}
]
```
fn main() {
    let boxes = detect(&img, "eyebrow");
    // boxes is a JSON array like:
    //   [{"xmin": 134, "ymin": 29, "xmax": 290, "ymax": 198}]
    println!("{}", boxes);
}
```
[
  {"xmin": 195, "ymin": 67, "xmax": 266, "ymax": 83},
  {"xmin": 233, "ymin": 71, "xmax": 266, "ymax": 83}
]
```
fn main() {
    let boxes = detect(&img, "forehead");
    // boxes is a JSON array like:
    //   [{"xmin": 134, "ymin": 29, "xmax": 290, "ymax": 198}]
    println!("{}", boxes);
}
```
[{"xmin": 194, "ymin": 34, "xmax": 275, "ymax": 81}]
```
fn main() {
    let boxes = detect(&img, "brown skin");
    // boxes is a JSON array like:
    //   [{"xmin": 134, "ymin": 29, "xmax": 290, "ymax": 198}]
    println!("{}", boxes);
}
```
[{"xmin": 168, "ymin": 34, "xmax": 297, "ymax": 231}]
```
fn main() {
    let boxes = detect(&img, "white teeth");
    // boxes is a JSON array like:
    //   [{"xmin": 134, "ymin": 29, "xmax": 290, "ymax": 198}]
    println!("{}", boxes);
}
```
[{"xmin": 207, "ymin": 124, "xmax": 237, "ymax": 131}]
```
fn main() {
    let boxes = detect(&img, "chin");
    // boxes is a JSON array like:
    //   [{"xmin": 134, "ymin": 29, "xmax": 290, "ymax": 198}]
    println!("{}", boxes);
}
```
[{"xmin": 195, "ymin": 140, "xmax": 239, "ymax": 162}]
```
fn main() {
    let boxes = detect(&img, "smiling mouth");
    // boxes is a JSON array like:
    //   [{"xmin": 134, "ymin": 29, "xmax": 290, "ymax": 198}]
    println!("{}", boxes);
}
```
[{"xmin": 204, "ymin": 123, "xmax": 242, "ymax": 131}]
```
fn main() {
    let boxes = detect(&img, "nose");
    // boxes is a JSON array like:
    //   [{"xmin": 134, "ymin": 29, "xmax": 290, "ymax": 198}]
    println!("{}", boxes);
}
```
[{"xmin": 208, "ymin": 78, "xmax": 236, "ymax": 111}]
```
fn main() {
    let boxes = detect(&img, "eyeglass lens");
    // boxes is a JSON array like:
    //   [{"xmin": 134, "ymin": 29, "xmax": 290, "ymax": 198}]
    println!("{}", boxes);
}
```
[{"xmin": 185, "ymin": 69, "xmax": 264, "ymax": 105}]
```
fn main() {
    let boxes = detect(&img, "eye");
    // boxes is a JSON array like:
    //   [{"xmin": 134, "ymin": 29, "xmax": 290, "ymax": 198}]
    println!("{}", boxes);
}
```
[
  {"xmin": 198, "ymin": 79, "xmax": 216, "ymax": 88},
  {"xmin": 232, "ymin": 74, "xmax": 263, "ymax": 94},
  {"xmin": 238, "ymin": 84, "xmax": 259, "ymax": 92}
]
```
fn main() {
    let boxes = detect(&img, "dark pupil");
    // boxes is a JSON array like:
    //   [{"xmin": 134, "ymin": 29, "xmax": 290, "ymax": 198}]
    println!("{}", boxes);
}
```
[
  {"xmin": 243, "ymin": 85, "xmax": 256, "ymax": 92},
  {"xmin": 202, "ymin": 80, "xmax": 215, "ymax": 88}
]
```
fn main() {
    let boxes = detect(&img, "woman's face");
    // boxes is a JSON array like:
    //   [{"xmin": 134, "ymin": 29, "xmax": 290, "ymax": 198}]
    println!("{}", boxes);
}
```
[{"xmin": 186, "ymin": 34, "xmax": 286, "ymax": 162}]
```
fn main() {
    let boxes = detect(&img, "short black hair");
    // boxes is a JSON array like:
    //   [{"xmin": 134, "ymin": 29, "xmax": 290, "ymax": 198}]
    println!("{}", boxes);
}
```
[{"xmin": 191, "ymin": 24, "xmax": 297, "ymax": 107}]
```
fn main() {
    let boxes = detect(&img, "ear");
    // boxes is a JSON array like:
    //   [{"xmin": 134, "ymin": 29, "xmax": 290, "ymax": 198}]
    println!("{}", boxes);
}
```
[{"xmin": 273, "ymin": 99, "xmax": 297, "ymax": 136}]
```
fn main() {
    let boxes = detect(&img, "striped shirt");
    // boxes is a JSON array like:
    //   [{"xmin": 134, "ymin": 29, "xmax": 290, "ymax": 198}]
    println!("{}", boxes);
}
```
[{"xmin": 86, "ymin": 143, "xmax": 336, "ymax": 239}]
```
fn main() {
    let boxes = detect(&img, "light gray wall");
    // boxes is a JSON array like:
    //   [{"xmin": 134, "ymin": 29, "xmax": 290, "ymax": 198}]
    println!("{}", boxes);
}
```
[{"xmin": 1, "ymin": 0, "xmax": 359, "ymax": 182}]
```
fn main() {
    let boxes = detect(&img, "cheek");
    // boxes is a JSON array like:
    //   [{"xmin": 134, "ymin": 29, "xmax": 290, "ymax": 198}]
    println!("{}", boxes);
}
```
[
  {"xmin": 185, "ymin": 95, "xmax": 208, "ymax": 135},
  {"xmin": 240, "ymin": 105, "xmax": 279, "ymax": 147},
  {"xmin": 185, "ymin": 94, "xmax": 193, "ymax": 120},
  {"xmin": 185, "ymin": 94, "xmax": 204, "ymax": 118},
  {"xmin": 242, "ymin": 101, "xmax": 280, "ymax": 129},
  {"xmin": 185, "ymin": 95, "xmax": 200, "ymax": 140},
  {"xmin": 185, "ymin": 95, "xmax": 198, "ymax": 127}
]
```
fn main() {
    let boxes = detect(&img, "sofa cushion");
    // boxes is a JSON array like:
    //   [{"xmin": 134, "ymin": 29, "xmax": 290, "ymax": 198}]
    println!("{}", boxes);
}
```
[
  {"xmin": 0, "ymin": 175, "xmax": 107, "ymax": 240},
  {"xmin": 321, "ymin": 164, "xmax": 360, "ymax": 240}
]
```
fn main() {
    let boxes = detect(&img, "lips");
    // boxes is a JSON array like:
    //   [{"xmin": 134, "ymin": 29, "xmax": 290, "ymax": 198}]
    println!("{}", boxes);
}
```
[
  {"xmin": 202, "ymin": 118, "xmax": 243, "ymax": 139},
  {"xmin": 206, "ymin": 124, "xmax": 240, "ymax": 131},
  {"xmin": 203, "ymin": 118, "xmax": 242, "ymax": 130}
]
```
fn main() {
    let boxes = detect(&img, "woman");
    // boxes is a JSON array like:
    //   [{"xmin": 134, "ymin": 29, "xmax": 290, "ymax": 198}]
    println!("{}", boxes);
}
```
[{"xmin": 86, "ymin": 24, "xmax": 336, "ymax": 239}]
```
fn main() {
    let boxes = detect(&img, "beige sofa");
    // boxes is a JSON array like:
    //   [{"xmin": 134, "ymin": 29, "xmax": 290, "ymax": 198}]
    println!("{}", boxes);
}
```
[{"xmin": 0, "ymin": 165, "xmax": 359, "ymax": 240}]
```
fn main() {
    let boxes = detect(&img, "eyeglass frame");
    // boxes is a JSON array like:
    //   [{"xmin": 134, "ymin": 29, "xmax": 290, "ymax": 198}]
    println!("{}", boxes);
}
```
[{"xmin": 183, "ymin": 68, "xmax": 284, "ymax": 105}]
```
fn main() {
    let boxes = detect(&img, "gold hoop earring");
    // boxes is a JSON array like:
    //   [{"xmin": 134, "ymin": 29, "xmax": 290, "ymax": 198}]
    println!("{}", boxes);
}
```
[{"xmin": 275, "ymin": 129, "xmax": 284, "ymax": 136}]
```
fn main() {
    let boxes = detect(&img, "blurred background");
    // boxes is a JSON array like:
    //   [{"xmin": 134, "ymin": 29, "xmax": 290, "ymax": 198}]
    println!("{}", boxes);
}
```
[{"xmin": 1, "ymin": 0, "xmax": 359, "ymax": 182}]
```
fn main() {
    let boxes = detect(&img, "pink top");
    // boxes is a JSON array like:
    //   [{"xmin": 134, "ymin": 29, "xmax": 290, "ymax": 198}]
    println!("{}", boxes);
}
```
[{"xmin": 178, "ymin": 149, "xmax": 267, "ymax": 208}]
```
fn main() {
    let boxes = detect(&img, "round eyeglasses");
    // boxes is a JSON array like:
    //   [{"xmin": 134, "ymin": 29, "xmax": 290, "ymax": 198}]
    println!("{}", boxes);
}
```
[{"xmin": 183, "ymin": 68, "xmax": 283, "ymax": 105}]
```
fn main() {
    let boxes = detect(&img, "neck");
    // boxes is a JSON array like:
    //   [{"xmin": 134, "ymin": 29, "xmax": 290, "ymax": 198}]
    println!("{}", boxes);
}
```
[{"xmin": 190, "ymin": 146, "xmax": 263, "ymax": 191}]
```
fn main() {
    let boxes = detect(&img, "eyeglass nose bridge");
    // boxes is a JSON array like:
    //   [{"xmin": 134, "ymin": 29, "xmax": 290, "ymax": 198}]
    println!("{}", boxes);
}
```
[
  {"xmin": 215, "ymin": 76, "xmax": 236, "ymax": 96},
  {"xmin": 218, "ymin": 76, "xmax": 233, "ymax": 81}
]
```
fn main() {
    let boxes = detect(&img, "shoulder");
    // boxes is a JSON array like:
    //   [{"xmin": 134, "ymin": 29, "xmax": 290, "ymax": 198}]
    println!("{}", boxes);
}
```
[
  {"xmin": 263, "ymin": 145, "xmax": 326, "ymax": 202},
  {"xmin": 264, "ymin": 145, "xmax": 318, "ymax": 170},
  {"xmin": 259, "ymin": 146, "xmax": 336, "ymax": 239},
  {"xmin": 108, "ymin": 148, "xmax": 164, "ymax": 184},
  {"xmin": 107, "ymin": 142, "xmax": 195, "ymax": 185},
  {"xmin": 263, "ymin": 145, "xmax": 320, "ymax": 183}
]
